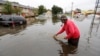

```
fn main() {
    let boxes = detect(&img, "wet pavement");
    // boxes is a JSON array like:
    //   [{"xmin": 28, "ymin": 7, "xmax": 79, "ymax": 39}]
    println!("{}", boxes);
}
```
[{"xmin": 0, "ymin": 15, "xmax": 100, "ymax": 56}]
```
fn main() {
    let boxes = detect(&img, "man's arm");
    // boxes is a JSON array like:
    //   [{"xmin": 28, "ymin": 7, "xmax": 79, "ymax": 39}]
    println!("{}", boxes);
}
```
[
  {"xmin": 53, "ymin": 25, "xmax": 65, "ymax": 40},
  {"xmin": 56, "ymin": 25, "xmax": 65, "ymax": 35}
]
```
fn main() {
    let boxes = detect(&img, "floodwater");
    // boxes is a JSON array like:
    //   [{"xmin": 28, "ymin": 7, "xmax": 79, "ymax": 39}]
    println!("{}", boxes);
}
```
[{"xmin": 0, "ymin": 15, "xmax": 100, "ymax": 56}]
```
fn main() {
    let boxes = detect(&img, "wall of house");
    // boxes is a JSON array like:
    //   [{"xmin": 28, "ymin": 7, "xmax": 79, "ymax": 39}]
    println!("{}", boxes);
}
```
[
  {"xmin": 0, "ymin": 1, "xmax": 34, "ymax": 17},
  {"xmin": 22, "ymin": 8, "xmax": 34, "ymax": 17},
  {"xmin": 0, "ymin": 4, "xmax": 3, "ymax": 14}
]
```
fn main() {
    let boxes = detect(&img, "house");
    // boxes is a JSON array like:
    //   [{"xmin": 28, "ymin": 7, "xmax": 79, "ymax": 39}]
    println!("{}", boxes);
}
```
[
  {"xmin": 0, "ymin": 0, "xmax": 5, "ymax": 14},
  {"xmin": 0, "ymin": 0, "xmax": 34, "ymax": 17}
]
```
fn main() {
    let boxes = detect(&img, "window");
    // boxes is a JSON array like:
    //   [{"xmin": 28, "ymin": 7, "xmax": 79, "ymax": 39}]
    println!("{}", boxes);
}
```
[
  {"xmin": 9, "ymin": 18, "xmax": 12, "ymax": 21},
  {"xmin": 0, "ymin": 18, "xmax": 3, "ymax": 21}
]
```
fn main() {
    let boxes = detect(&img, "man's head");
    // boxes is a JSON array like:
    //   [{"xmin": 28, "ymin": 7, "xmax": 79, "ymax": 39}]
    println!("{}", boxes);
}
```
[{"xmin": 60, "ymin": 15, "xmax": 68, "ymax": 23}]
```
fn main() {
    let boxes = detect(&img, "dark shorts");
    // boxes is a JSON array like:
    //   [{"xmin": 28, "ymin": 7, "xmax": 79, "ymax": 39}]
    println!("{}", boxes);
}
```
[{"xmin": 68, "ymin": 37, "xmax": 80, "ymax": 46}]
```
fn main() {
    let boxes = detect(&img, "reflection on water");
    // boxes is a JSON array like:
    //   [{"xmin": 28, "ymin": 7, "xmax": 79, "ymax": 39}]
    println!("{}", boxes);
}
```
[
  {"xmin": 33, "ymin": 19, "xmax": 47, "ymax": 25},
  {"xmin": 26, "ymin": 17, "xmax": 47, "ymax": 25},
  {"xmin": 0, "ymin": 25, "xmax": 27, "ymax": 36},
  {"xmin": 53, "ymin": 37, "xmax": 78, "ymax": 56},
  {"xmin": 52, "ymin": 16, "xmax": 60, "ymax": 25},
  {"xmin": 58, "ymin": 40, "xmax": 77, "ymax": 56},
  {"xmin": 74, "ymin": 15, "xmax": 100, "ymax": 38},
  {"xmin": 0, "ymin": 17, "xmax": 47, "ymax": 36},
  {"xmin": 88, "ymin": 16, "xmax": 100, "ymax": 38},
  {"xmin": 74, "ymin": 16, "xmax": 86, "ymax": 22},
  {"xmin": 0, "ymin": 15, "xmax": 100, "ymax": 56},
  {"xmin": 96, "ymin": 20, "xmax": 100, "ymax": 33}
]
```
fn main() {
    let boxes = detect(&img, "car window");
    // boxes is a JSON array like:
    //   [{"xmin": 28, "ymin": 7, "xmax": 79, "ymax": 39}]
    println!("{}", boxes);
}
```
[
  {"xmin": 13, "ymin": 17, "xmax": 18, "ymax": 21},
  {"xmin": 9, "ymin": 18, "xmax": 13, "ymax": 21},
  {"xmin": 19, "ymin": 17, "xmax": 24, "ymax": 20},
  {"xmin": 0, "ymin": 18, "xmax": 3, "ymax": 21},
  {"xmin": 17, "ymin": 17, "xmax": 22, "ymax": 21},
  {"xmin": 12, "ymin": 16, "xmax": 25, "ymax": 21},
  {"xmin": 1, "ymin": 16, "xmax": 12, "ymax": 21}
]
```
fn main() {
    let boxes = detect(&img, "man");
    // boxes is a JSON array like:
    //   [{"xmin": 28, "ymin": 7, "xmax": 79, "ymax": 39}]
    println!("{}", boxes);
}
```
[{"xmin": 54, "ymin": 15, "xmax": 80, "ymax": 46}]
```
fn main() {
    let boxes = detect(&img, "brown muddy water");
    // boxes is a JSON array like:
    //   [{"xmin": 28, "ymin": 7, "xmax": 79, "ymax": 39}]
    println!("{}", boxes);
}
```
[{"xmin": 0, "ymin": 16, "xmax": 100, "ymax": 56}]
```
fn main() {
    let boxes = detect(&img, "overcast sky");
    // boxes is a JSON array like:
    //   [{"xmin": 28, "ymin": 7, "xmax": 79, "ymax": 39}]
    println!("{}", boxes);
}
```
[{"xmin": 8, "ymin": 0, "xmax": 96, "ymax": 11}]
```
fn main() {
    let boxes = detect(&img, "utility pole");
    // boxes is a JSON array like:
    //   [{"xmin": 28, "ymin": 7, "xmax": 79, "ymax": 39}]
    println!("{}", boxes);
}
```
[
  {"xmin": 89, "ymin": 0, "xmax": 100, "ymax": 38},
  {"xmin": 71, "ymin": 2, "xmax": 73, "ymax": 19}
]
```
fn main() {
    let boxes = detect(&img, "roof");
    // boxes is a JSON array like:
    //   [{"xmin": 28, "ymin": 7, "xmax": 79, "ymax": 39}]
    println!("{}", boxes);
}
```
[
  {"xmin": 0, "ymin": 0, "xmax": 5, "ymax": 4},
  {"xmin": 11, "ymin": 2, "xmax": 20, "ymax": 7},
  {"xmin": 11, "ymin": 2, "xmax": 33, "ymax": 9},
  {"xmin": 0, "ymin": 0, "xmax": 33, "ymax": 9}
]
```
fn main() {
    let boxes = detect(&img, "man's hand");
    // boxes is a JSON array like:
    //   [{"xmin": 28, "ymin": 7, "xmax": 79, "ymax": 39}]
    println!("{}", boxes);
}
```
[
  {"xmin": 53, "ymin": 34, "xmax": 58, "ymax": 38},
  {"xmin": 53, "ymin": 34, "xmax": 59, "ymax": 41},
  {"xmin": 64, "ymin": 36, "xmax": 67, "ymax": 39}
]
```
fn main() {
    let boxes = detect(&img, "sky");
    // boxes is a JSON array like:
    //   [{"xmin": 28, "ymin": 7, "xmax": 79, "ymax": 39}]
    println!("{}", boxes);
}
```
[{"xmin": 8, "ymin": 0, "xmax": 96, "ymax": 11}]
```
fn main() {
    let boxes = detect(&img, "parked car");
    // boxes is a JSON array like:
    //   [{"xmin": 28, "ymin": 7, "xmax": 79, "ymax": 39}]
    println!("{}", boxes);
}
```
[{"xmin": 0, "ymin": 15, "xmax": 27, "ymax": 26}]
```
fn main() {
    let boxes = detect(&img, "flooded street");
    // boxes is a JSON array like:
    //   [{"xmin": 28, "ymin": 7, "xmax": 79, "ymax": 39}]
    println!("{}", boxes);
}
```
[{"xmin": 0, "ymin": 15, "xmax": 100, "ymax": 56}]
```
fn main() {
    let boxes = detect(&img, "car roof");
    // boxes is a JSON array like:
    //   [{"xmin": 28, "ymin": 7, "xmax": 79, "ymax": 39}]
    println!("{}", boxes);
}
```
[
  {"xmin": 0, "ymin": 15, "xmax": 24, "ymax": 19},
  {"xmin": 0, "ymin": 15, "xmax": 11, "ymax": 19}
]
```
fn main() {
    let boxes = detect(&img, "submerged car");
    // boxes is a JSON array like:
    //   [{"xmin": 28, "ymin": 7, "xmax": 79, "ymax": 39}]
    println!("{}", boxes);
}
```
[{"xmin": 0, "ymin": 15, "xmax": 27, "ymax": 26}]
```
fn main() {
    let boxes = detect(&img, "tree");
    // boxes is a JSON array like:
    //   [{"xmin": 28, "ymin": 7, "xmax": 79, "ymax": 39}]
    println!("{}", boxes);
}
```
[
  {"xmin": 33, "ymin": 8, "xmax": 38, "ymax": 16},
  {"xmin": 2, "ymin": 1, "xmax": 13, "ymax": 14},
  {"xmin": 38, "ymin": 5, "xmax": 47, "ymax": 15},
  {"xmin": 2, "ymin": 1, "xmax": 22, "ymax": 15},
  {"xmin": 52, "ymin": 5, "xmax": 63, "ymax": 15},
  {"xmin": 13, "ymin": 7, "xmax": 22, "ymax": 15}
]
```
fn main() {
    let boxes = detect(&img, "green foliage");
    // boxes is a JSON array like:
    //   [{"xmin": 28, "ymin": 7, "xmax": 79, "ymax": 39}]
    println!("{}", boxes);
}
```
[
  {"xmin": 2, "ymin": 1, "xmax": 22, "ymax": 15},
  {"xmin": 52, "ymin": 15, "xmax": 60, "ymax": 25},
  {"xmin": 33, "ymin": 8, "xmax": 38, "ymax": 15},
  {"xmin": 38, "ymin": 5, "xmax": 47, "ymax": 15},
  {"xmin": 2, "ymin": 1, "xmax": 13, "ymax": 14},
  {"xmin": 13, "ymin": 7, "xmax": 22, "ymax": 15},
  {"xmin": 52, "ymin": 5, "xmax": 63, "ymax": 15}
]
